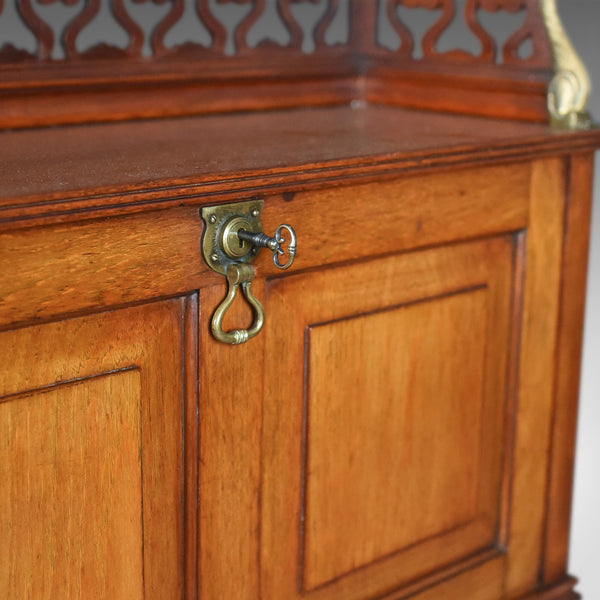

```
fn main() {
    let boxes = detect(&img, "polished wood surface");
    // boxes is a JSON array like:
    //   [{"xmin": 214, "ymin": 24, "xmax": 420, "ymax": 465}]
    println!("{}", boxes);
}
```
[
  {"xmin": 543, "ymin": 154, "xmax": 595, "ymax": 584},
  {"xmin": 1, "ymin": 2, "xmax": 597, "ymax": 594},
  {"xmin": 0, "ymin": 372, "xmax": 144, "ymax": 599},
  {"xmin": 261, "ymin": 237, "xmax": 514, "ymax": 600},
  {"xmin": 506, "ymin": 158, "xmax": 566, "ymax": 598},
  {"xmin": 198, "ymin": 281, "xmax": 265, "ymax": 600},
  {"xmin": 0, "ymin": 162, "xmax": 529, "ymax": 328},
  {"xmin": 2, "ymin": 106, "xmax": 599, "ymax": 225},
  {"xmin": 304, "ymin": 289, "xmax": 489, "ymax": 589},
  {"xmin": 0, "ymin": 300, "xmax": 197, "ymax": 598}
]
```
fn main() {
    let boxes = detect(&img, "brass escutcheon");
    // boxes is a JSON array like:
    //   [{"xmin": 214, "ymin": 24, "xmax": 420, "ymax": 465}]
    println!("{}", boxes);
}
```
[{"xmin": 201, "ymin": 198, "xmax": 296, "ymax": 345}]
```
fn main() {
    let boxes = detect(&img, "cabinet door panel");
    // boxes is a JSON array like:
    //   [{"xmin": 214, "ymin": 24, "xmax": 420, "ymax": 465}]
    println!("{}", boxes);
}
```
[
  {"xmin": 261, "ymin": 237, "xmax": 515, "ymax": 600},
  {"xmin": 305, "ymin": 288, "xmax": 488, "ymax": 590},
  {"xmin": 0, "ymin": 371, "xmax": 145, "ymax": 599},
  {"xmin": 0, "ymin": 299, "xmax": 196, "ymax": 600}
]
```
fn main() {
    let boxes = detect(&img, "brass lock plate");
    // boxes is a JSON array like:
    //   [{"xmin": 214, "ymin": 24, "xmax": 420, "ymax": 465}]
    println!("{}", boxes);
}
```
[{"xmin": 201, "ymin": 199, "xmax": 264, "ymax": 275}]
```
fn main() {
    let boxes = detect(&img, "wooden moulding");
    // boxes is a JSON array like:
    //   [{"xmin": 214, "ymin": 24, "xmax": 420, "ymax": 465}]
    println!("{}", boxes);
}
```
[
  {"xmin": 1, "ymin": 104, "xmax": 600, "ymax": 231},
  {"xmin": 0, "ymin": 161, "xmax": 531, "ymax": 329},
  {"xmin": 0, "ymin": 63, "xmax": 553, "ymax": 129},
  {"xmin": 519, "ymin": 576, "xmax": 580, "ymax": 600},
  {"xmin": 0, "ymin": 79, "xmax": 554, "ymax": 130},
  {"xmin": 0, "ymin": 62, "xmax": 360, "ymax": 129},
  {"xmin": 365, "ymin": 61, "xmax": 552, "ymax": 123}
]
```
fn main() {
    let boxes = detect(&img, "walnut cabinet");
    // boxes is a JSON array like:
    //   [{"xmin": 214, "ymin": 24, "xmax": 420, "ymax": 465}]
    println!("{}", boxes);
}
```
[{"xmin": 0, "ymin": 101, "xmax": 598, "ymax": 599}]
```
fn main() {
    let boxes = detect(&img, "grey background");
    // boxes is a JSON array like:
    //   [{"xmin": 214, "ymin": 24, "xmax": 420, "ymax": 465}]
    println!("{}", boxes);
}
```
[
  {"xmin": 0, "ymin": 0, "xmax": 598, "ymax": 595},
  {"xmin": 560, "ymin": 2, "xmax": 600, "ymax": 598}
]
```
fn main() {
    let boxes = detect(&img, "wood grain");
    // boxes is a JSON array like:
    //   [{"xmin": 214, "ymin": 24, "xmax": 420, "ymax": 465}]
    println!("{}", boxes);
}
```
[
  {"xmin": 303, "ymin": 289, "xmax": 488, "ymax": 590},
  {"xmin": 0, "ymin": 372, "xmax": 144, "ymax": 600},
  {"xmin": 542, "ymin": 153, "xmax": 595, "ymax": 585},
  {"xmin": 198, "ymin": 281, "xmax": 266, "ymax": 600},
  {"xmin": 259, "ymin": 161, "xmax": 530, "ymax": 277},
  {"xmin": 184, "ymin": 295, "xmax": 200, "ymax": 600},
  {"xmin": 389, "ymin": 555, "xmax": 506, "ymax": 600},
  {"xmin": 0, "ymin": 208, "xmax": 215, "ymax": 328},
  {"xmin": 366, "ymin": 63, "xmax": 550, "ymax": 123},
  {"xmin": 261, "ymin": 235, "xmax": 515, "ymax": 600},
  {"xmin": 505, "ymin": 158, "xmax": 567, "ymax": 597},
  {"xmin": 0, "ymin": 77, "xmax": 357, "ymax": 131},
  {"xmin": 0, "ymin": 300, "xmax": 193, "ymax": 599},
  {"xmin": 0, "ymin": 162, "xmax": 528, "ymax": 329},
  {"xmin": 520, "ymin": 576, "xmax": 580, "ymax": 600},
  {"xmin": 1, "ymin": 105, "xmax": 599, "ymax": 228},
  {"xmin": 0, "ymin": 94, "xmax": 595, "ymax": 600}
]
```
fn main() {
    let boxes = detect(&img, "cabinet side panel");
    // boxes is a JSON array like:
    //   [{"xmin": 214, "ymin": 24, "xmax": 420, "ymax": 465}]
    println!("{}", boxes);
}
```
[
  {"xmin": 506, "ymin": 158, "xmax": 567, "ymax": 596},
  {"xmin": 543, "ymin": 153, "xmax": 595, "ymax": 585}
]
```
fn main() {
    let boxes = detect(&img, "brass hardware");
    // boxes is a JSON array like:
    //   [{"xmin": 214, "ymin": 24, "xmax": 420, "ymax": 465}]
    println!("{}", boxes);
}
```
[
  {"xmin": 221, "ymin": 216, "xmax": 255, "ymax": 259},
  {"xmin": 201, "ymin": 199, "xmax": 297, "ymax": 344},
  {"xmin": 541, "ymin": 0, "xmax": 592, "ymax": 130},
  {"xmin": 201, "ymin": 199, "xmax": 264, "ymax": 276},
  {"xmin": 237, "ymin": 224, "xmax": 297, "ymax": 269},
  {"xmin": 211, "ymin": 263, "xmax": 265, "ymax": 345}
]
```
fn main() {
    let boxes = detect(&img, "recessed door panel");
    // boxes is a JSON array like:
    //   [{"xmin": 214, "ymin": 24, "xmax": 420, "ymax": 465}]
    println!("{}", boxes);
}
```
[
  {"xmin": 304, "ymin": 288, "xmax": 488, "ymax": 590},
  {"xmin": 0, "ymin": 372, "xmax": 144, "ymax": 599},
  {"xmin": 0, "ymin": 299, "xmax": 197, "ymax": 600},
  {"xmin": 261, "ymin": 237, "xmax": 515, "ymax": 600}
]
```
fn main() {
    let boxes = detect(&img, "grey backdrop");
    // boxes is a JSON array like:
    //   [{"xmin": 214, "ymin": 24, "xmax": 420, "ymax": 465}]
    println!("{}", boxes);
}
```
[{"xmin": 561, "ymin": 2, "xmax": 600, "ymax": 598}]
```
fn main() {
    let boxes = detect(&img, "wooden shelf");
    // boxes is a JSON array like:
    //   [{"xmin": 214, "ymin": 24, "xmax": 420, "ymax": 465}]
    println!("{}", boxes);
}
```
[{"xmin": 1, "ymin": 104, "xmax": 599, "ymax": 228}]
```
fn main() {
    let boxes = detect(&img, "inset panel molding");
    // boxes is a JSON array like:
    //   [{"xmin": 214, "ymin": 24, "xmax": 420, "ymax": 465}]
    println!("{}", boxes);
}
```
[{"xmin": 302, "ymin": 288, "xmax": 488, "ymax": 590}]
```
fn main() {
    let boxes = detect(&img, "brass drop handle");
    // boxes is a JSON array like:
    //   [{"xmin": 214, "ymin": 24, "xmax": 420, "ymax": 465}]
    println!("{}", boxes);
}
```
[
  {"xmin": 201, "ymin": 199, "xmax": 297, "ymax": 345},
  {"xmin": 211, "ymin": 263, "xmax": 265, "ymax": 345}
]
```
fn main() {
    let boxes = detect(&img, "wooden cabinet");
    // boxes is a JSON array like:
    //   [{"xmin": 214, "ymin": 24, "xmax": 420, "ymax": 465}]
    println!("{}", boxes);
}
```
[
  {"xmin": 2, "ymin": 1, "xmax": 598, "ymax": 596},
  {"xmin": 187, "ymin": 154, "xmax": 593, "ymax": 600},
  {"xmin": 0, "ymin": 105, "xmax": 598, "ymax": 599}
]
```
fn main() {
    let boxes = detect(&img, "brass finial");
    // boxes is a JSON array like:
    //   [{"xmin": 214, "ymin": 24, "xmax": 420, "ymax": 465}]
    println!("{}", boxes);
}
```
[{"xmin": 541, "ymin": 0, "xmax": 592, "ymax": 130}]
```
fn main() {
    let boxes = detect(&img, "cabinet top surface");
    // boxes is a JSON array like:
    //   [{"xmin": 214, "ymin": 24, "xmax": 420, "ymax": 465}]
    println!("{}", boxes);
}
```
[{"xmin": 1, "ymin": 104, "xmax": 598, "ymax": 226}]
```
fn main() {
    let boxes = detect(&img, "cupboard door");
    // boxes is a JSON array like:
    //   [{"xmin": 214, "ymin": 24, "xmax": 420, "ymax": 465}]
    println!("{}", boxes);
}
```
[
  {"xmin": 0, "ymin": 299, "xmax": 197, "ymax": 600},
  {"xmin": 261, "ymin": 236, "xmax": 516, "ymax": 600}
]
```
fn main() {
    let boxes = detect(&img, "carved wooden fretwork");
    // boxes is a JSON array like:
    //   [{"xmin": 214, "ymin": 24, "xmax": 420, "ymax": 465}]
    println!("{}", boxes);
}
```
[
  {"xmin": 380, "ymin": 0, "xmax": 551, "ymax": 67},
  {"xmin": 0, "ymin": 0, "xmax": 347, "ymax": 60},
  {"xmin": 0, "ymin": 0, "xmax": 559, "ymax": 128},
  {"xmin": 0, "ymin": 0, "xmax": 552, "ymax": 64}
]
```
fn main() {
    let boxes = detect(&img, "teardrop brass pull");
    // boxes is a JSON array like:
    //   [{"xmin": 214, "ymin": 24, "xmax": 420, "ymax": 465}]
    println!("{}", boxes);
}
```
[{"xmin": 211, "ymin": 263, "xmax": 265, "ymax": 345}]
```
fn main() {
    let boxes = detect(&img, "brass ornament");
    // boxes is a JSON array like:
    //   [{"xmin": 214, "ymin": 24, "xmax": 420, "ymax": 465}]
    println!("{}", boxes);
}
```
[{"xmin": 541, "ymin": 0, "xmax": 593, "ymax": 130}]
